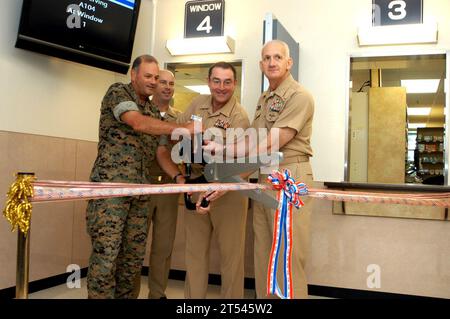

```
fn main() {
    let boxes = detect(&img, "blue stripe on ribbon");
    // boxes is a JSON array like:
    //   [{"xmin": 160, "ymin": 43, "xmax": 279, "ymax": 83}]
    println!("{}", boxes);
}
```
[
  {"xmin": 267, "ymin": 169, "xmax": 309, "ymax": 299},
  {"xmin": 270, "ymin": 191, "xmax": 290, "ymax": 299}
]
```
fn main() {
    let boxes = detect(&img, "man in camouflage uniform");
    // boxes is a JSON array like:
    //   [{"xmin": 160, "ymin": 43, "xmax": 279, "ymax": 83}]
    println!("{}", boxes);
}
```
[
  {"xmin": 133, "ymin": 69, "xmax": 183, "ymax": 298},
  {"xmin": 86, "ymin": 55, "xmax": 191, "ymax": 299}
]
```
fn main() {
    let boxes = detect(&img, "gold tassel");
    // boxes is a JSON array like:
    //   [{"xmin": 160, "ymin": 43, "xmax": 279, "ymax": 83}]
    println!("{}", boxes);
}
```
[{"xmin": 3, "ymin": 173, "xmax": 35, "ymax": 234}]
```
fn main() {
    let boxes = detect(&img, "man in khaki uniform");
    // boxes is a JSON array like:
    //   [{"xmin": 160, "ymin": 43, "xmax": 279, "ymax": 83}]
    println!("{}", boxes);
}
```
[
  {"xmin": 133, "ymin": 70, "xmax": 183, "ymax": 298},
  {"xmin": 251, "ymin": 40, "xmax": 314, "ymax": 299},
  {"xmin": 177, "ymin": 62, "xmax": 250, "ymax": 299}
]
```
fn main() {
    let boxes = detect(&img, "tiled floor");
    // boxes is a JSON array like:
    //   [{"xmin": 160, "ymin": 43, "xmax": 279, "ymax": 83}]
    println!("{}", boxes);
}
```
[
  {"xmin": 28, "ymin": 276, "xmax": 329, "ymax": 299},
  {"xmin": 28, "ymin": 276, "xmax": 256, "ymax": 299}
]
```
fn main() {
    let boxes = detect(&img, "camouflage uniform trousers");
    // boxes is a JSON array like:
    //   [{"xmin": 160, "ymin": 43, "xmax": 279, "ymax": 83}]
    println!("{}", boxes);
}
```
[{"xmin": 86, "ymin": 196, "xmax": 151, "ymax": 299}]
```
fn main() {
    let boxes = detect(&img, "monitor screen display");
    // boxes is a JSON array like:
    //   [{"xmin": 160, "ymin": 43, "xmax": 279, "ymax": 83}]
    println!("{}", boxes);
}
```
[{"xmin": 16, "ymin": 0, "xmax": 141, "ymax": 73}]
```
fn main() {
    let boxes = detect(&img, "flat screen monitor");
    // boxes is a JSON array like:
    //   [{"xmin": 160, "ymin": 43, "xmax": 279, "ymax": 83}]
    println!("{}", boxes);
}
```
[{"xmin": 15, "ymin": 0, "xmax": 141, "ymax": 74}]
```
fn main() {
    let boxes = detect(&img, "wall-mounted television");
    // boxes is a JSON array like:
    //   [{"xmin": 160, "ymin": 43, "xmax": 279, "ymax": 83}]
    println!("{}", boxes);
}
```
[{"xmin": 15, "ymin": 0, "xmax": 141, "ymax": 74}]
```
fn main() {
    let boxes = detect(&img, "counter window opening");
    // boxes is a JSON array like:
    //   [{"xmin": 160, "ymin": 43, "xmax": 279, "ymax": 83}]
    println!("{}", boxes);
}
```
[{"xmin": 345, "ymin": 52, "xmax": 448, "ymax": 186}]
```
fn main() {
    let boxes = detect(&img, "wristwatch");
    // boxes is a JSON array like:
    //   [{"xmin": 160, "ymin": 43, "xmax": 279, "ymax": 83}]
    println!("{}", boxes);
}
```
[{"xmin": 173, "ymin": 173, "xmax": 183, "ymax": 182}]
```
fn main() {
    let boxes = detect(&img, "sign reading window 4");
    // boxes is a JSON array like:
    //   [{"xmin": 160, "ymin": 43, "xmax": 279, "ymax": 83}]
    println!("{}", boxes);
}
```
[
  {"xmin": 185, "ymin": 0, "xmax": 225, "ymax": 38},
  {"xmin": 373, "ymin": 0, "xmax": 422, "ymax": 26}
]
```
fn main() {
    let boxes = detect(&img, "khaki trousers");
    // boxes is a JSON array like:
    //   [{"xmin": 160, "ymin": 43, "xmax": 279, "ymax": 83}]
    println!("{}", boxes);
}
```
[
  {"xmin": 253, "ymin": 161, "xmax": 314, "ymax": 299},
  {"xmin": 133, "ymin": 192, "xmax": 180, "ymax": 298},
  {"xmin": 184, "ymin": 191, "xmax": 248, "ymax": 299},
  {"xmin": 147, "ymin": 193, "xmax": 180, "ymax": 298}
]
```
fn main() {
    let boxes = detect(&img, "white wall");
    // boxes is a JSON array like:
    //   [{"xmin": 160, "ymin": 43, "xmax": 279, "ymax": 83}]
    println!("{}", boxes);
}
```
[
  {"xmin": 0, "ymin": 0, "xmax": 154, "ymax": 142},
  {"xmin": 151, "ymin": 0, "xmax": 450, "ymax": 183}
]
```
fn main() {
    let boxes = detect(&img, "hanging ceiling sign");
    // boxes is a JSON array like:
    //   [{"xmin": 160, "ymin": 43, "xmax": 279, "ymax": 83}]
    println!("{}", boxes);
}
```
[
  {"xmin": 185, "ymin": 0, "xmax": 225, "ymax": 38},
  {"xmin": 372, "ymin": 0, "xmax": 423, "ymax": 26}
]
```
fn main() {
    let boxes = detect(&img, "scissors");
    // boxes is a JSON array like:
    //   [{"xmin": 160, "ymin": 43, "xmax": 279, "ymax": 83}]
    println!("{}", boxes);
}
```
[
  {"xmin": 185, "ymin": 114, "xmax": 281, "ymax": 210},
  {"xmin": 201, "ymin": 152, "xmax": 283, "ymax": 209}
]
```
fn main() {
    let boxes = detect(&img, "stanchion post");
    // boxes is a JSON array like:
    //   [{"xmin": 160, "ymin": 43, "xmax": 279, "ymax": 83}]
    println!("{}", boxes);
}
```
[
  {"xmin": 16, "ymin": 227, "xmax": 30, "ymax": 298},
  {"xmin": 15, "ymin": 172, "xmax": 34, "ymax": 299}
]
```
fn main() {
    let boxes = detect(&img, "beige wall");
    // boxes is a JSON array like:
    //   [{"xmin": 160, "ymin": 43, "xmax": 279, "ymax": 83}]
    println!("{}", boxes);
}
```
[
  {"xmin": 0, "ymin": 131, "xmax": 96, "ymax": 289},
  {"xmin": 308, "ymin": 197, "xmax": 450, "ymax": 298}
]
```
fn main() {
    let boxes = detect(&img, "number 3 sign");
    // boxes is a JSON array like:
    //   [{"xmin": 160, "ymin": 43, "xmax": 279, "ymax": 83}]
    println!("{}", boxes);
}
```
[
  {"xmin": 373, "ymin": 0, "xmax": 422, "ymax": 26},
  {"xmin": 185, "ymin": 0, "xmax": 225, "ymax": 38}
]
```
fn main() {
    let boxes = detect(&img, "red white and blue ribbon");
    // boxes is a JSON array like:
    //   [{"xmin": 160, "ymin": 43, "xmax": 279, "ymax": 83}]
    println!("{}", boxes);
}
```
[
  {"xmin": 266, "ymin": 169, "xmax": 308, "ymax": 299},
  {"xmin": 30, "ymin": 180, "xmax": 267, "ymax": 203}
]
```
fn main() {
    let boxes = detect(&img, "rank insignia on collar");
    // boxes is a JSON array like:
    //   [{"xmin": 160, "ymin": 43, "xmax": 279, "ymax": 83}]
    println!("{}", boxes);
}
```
[
  {"xmin": 268, "ymin": 97, "xmax": 284, "ymax": 112},
  {"xmin": 214, "ymin": 118, "xmax": 231, "ymax": 129}
]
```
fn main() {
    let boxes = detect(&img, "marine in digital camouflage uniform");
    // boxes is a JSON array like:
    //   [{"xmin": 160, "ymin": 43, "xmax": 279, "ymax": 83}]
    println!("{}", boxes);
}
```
[{"xmin": 86, "ymin": 56, "xmax": 187, "ymax": 299}]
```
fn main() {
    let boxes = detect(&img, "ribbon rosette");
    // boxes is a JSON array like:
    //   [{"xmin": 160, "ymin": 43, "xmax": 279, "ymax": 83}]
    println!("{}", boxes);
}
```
[{"xmin": 266, "ymin": 169, "xmax": 308, "ymax": 299}]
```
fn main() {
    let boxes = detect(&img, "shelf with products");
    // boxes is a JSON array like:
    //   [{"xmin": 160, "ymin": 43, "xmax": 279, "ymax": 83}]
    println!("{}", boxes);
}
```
[{"xmin": 414, "ymin": 127, "xmax": 445, "ymax": 184}]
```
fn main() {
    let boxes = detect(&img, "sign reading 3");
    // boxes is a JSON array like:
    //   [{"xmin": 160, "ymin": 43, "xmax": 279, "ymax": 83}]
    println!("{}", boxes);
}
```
[{"xmin": 373, "ymin": 0, "xmax": 422, "ymax": 26}]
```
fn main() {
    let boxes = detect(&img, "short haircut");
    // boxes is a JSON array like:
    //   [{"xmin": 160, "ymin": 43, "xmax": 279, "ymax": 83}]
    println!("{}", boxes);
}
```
[
  {"xmin": 159, "ymin": 69, "xmax": 175, "ymax": 78},
  {"xmin": 208, "ymin": 61, "xmax": 237, "ymax": 81},
  {"xmin": 262, "ymin": 40, "xmax": 290, "ymax": 58},
  {"xmin": 131, "ymin": 55, "xmax": 159, "ymax": 71}
]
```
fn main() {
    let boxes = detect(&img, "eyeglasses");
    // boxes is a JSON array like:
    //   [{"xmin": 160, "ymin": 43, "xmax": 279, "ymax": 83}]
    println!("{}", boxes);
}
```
[{"xmin": 210, "ymin": 78, "xmax": 234, "ymax": 87}]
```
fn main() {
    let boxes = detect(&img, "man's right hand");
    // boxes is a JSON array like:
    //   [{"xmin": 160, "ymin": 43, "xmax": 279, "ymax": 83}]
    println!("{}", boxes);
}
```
[
  {"xmin": 175, "ymin": 174, "xmax": 186, "ymax": 184},
  {"xmin": 202, "ymin": 140, "xmax": 224, "ymax": 155}
]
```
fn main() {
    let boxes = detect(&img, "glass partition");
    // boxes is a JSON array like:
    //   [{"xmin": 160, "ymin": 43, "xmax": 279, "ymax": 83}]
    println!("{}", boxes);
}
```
[
  {"xmin": 335, "ymin": 52, "xmax": 450, "ymax": 221},
  {"xmin": 346, "ymin": 52, "xmax": 447, "ymax": 185}
]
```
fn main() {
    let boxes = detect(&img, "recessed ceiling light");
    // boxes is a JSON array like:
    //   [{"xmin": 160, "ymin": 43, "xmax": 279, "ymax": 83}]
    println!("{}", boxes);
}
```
[
  {"xmin": 401, "ymin": 79, "xmax": 440, "ymax": 94},
  {"xmin": 184, "ymin": 85, "xmax": 210, "ymax": 94},
  {"xmin": 408, "ymin": 123, "xmax": 427, "ymax": 129},
  {"xmin": 407, "ymin": 107, "xmax": 431, "ymax": 116}
]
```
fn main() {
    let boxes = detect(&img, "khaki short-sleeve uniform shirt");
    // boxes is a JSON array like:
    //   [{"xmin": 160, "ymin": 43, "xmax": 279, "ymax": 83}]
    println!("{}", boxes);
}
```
[
  {"xmin": 251, "ymin": 74, "xmax": 314, "ymax": 159},
  {"xmin": 178, "ymin": 95, "xmax": 250, "ymax": 176},
  {"xmin": 148, "ymin": 106, "xmax": 182, "ymax": 183}
]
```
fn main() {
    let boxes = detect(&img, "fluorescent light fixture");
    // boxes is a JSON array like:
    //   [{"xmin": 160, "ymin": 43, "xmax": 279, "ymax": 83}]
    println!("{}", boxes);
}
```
[
  {"xmin": 166, "ymin": 36, "xmax": 235, "ymax": 56},
  {"xmin": 408, "ymin": 123, "xmax": 427, "ymax": 129},
  {"xmin": 357, "ymin": 22, "xmax": 438, "ymax": 46},
  {"xmin": 407, "ymin": 107, "xmax": 431, "ymax": 116},
  {"xmin": 184, "ymin": 85, "xmax": 210, "ymax": 94},
  {"xmin": 401, "ymin": 79, "xmax": 440, "ymax": 93}
]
